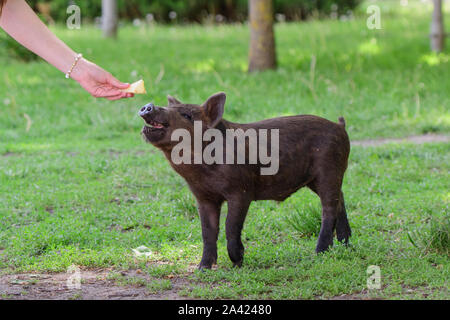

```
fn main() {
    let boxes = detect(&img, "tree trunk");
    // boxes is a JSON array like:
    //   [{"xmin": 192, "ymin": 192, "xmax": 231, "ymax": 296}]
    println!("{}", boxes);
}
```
[
  {"xmin": 248, "ymin": 0, "xmax": 277, "ymax": 72},
  {"xmin": 102, "ymin": 0, "xmax": 118, "ymax": 38},
  {"xmin": 430, "ymin": 0, "xmax": 445, "ymax": 52}
]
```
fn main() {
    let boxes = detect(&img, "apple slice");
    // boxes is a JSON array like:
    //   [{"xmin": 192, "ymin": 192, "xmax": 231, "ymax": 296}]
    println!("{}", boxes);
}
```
[{"xmin": 122, "ymin": 79, "xmax": 147, "ymax": 94}]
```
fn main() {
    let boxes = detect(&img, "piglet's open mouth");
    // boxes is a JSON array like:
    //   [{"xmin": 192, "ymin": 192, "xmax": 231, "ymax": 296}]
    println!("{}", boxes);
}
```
[
  {"xmin": 139, "ymin": 103, "xmax": 167, "ymax": 130},
  {"xmin": 144, "ymin": 119, "xmax": 165, "ymax": 129}
]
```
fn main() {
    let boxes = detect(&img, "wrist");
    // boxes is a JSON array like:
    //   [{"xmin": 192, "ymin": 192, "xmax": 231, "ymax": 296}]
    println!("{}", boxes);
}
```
[{"xmin": 69, "ymin": 57, "xmax": 89, "ymax": 82}]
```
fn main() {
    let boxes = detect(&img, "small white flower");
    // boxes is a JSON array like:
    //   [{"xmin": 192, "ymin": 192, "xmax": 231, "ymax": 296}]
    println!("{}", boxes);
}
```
[
  {"xmin": 133, "ymin": 18, "xmax": 142, "ymax": 27},
  {"xmin": 169, "ymin": 11, "xmax": 177, "ymax": 20},
  {"xmin": 215, "ymin": 14, "xmax": 224, "ymax": 23},
  {"xmin": 132, "ymin": 245, "xmax": 152, "ymax": 258},
  {"xmin": 275, "ymin": 13, "xmax": 286, "ymax": 23}
]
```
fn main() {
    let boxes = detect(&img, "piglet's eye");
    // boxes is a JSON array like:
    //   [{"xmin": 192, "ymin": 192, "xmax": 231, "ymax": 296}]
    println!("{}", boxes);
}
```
[{"xmin": 181, "ymin": 113, "xmax": 192, "ymax": 121}]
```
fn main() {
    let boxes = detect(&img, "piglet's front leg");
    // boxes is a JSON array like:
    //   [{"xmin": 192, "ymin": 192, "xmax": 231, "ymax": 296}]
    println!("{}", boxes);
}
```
[{"xmin": 198, "ymin": 200, "xmax": 222, "ymax": 270}]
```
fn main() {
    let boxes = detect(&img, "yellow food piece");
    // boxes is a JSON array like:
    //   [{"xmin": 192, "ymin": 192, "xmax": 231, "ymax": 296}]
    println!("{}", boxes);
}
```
[{"xmin": 122, "ymin": 80, "xmax": 147, "ymax": 94}]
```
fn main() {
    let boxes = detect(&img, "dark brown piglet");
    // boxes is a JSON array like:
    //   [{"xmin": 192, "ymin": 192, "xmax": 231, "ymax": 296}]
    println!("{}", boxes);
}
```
[{"xmin": 139, "ymin": 93, "xmax": 351, "ymax": 269}]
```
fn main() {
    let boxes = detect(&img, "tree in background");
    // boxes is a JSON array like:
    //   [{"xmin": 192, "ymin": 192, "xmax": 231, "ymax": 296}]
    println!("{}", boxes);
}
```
[
  {"xmin": 102, "ymin": 0, "xmax": 118, "ymax": 38},
  {"xmin": 248, "ymin": 0, "xmax": 277, "ymax": 72},
  {"xmin": 430, "ymin": 0, "xmax": 445, "ymax": 52}
]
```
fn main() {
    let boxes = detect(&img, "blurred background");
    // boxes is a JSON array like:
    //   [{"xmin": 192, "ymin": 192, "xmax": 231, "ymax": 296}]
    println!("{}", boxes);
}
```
[
  {"xmin": 1, "ymin": 0, "xmax": 448, "ymax": 139},
  {"xmin": 22, "ymin": 0, "xmax": 362, "ymax": 23}
]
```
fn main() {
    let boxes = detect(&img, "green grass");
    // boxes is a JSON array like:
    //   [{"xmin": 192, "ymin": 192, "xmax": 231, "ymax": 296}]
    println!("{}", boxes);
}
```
[
  {"xmin": 0, "ymin": 1, "xmax": 449, "ymax": 299},
  {"xmin": 408, "ymin": 213, "xmax": 450, "ymax": 256},
  {"xmin": 284, "ymin": 203, "xmax": 322, "ymax": 238}
]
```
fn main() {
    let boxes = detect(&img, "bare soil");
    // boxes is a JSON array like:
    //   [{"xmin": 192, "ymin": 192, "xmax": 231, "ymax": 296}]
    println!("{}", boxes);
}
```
[
  {"xmin": 0, "ymin": 269, "xmax": 191, "ymax": 300},
  {"xmin": 351, "ymin": 133, "xmax": 449, "ymax": 147}
]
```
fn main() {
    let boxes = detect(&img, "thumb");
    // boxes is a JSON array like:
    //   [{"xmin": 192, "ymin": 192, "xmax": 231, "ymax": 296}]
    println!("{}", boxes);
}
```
[{"xmin": 107, "ymin": 74, "xmax": 130, "ymax": 89}]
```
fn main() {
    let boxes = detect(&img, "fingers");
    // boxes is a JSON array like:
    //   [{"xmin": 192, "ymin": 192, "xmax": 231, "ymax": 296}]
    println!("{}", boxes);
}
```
[
  {"xmin": 104, "ymin": 75, "xmax": 134, "ymax": 100},
  {"xmin": 107, "ymin": 74, "xmax": 130, "ymax": 90},
  {"xmin": 106, "ymin": 95, "xmax": 125, "ymax": 101},
  {"xmin": 90, "ymin": 86, "xmax": 134, "ymax": 100},
  {"xmin": 79, "ymin": 70, "xmax": 134, "ymax": 100},
  {"xmin": 105, "ymin": 92, "xmax": 134, "ymax": 101}
]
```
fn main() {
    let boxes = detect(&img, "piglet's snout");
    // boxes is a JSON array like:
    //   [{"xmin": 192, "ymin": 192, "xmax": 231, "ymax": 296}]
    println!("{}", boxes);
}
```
[{"xmin": 139, "ymin": 103, "xmax": 154, "ymax": 117}]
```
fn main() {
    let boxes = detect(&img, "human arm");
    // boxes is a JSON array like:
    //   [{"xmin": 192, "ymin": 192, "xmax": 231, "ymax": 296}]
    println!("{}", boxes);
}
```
[{"xmin": 0, "ymin": 0, "xmax": 132, "ymax": 100}]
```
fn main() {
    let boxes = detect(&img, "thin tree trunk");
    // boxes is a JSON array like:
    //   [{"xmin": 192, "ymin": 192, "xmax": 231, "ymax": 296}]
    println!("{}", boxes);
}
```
[
  {"xmin": 248, "ymin": 0, "xmax": 277, "ymax": 72},
  {"xmin": 102, "ymin": 0, "xmax": 118, "ymax": 38},
  {"xmin": 430, "ymin": 0, "xmax": 445, "ymax": 52}
]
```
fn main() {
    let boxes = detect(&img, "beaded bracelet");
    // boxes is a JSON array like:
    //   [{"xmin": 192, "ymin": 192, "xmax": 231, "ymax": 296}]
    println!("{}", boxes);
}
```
[{"xmin": 65, "ymin": 53, "xmax": 83, "ymax": 79}]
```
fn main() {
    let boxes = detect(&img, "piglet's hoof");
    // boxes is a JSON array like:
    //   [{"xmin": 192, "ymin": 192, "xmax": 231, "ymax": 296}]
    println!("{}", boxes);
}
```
[{"xmin": 198, "ymin": 264, "xmax": 212, "ymax": 271}]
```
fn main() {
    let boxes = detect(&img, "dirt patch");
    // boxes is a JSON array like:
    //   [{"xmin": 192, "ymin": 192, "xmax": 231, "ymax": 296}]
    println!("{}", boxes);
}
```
[
  {"xmin": 1, "ymin": 152, "xmax": 20, "ymax": 157},
  {"xmin": 0, "ymin": 268, "xmax": 192, "ymax": 300},
  {"xmin": 352, "ymin": 133, "xmax": 449, "ymax": 147}
]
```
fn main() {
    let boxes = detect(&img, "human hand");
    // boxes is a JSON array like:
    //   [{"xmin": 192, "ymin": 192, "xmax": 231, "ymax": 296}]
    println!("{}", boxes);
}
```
[{"xmin": 71, "ymin": 58, "xmax": 134, "ymax": 101}]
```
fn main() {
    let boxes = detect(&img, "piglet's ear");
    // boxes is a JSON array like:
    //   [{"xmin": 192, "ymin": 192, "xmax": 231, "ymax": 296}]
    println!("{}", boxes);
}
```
[
  {"xmin": 167, "ymin": 95, "xmax": 182, "ymax": 106},
  {"xmin": 202, "ymin": 92, "xmax": 226, "ymax": 128}
]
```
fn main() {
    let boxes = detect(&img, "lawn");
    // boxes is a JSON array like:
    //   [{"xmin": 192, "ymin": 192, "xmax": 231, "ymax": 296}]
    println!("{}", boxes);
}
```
[{"xmin": 0, "ymin": 1, "xmax": 448, "ymax": 299}]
